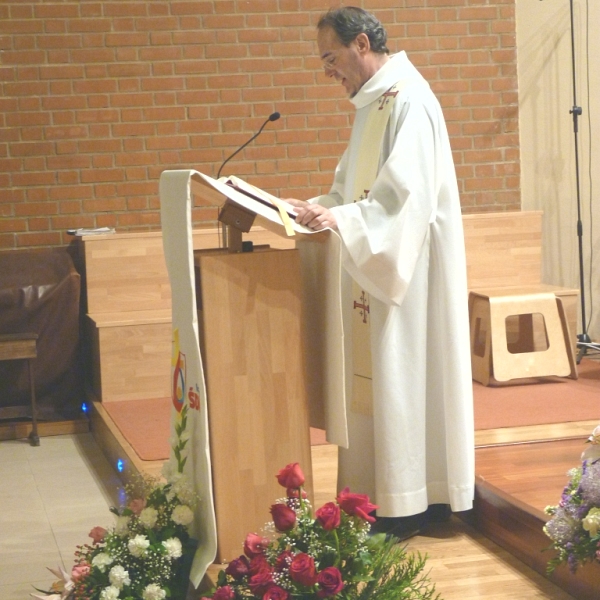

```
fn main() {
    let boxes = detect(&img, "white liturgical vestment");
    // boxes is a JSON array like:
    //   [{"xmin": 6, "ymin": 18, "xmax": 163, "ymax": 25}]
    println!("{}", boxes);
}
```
[{"xmin": 312, "ymin": 51, "xmax": 475, "ymax": 517}]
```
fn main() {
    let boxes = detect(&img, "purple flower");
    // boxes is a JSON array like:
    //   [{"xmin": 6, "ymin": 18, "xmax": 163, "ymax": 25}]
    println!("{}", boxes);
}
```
[
  {"xmin": 545, "ymin": 506, "xmax": 580, "ymax": 545},
  {"xmin": 579, "ymin": 460, "xmax": 600, "ymax": 505}
]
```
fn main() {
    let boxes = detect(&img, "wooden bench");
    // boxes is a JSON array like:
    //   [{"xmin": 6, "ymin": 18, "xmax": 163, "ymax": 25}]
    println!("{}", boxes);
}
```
[
  {"xmin": 80, "ymin": 211, "xmax": 579, "ymax": 401},
  {"xmin": 0, "ymin": 333, "xmax": 39, "ymax": 445},
  {"xmin": 79, "ymin": 227, "xmax": 293, "ymax": 402}
]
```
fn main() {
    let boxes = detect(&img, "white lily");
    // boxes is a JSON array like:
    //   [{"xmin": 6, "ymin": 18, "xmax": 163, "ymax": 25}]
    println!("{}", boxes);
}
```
[{"xmin": 30, "ymin": 565, "xmax": 74, "ymax": 599}]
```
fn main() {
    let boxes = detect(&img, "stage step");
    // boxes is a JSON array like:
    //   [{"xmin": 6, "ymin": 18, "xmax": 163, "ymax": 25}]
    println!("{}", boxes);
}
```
[{"xmin": 471, "ymin": 439, "xmax": 600, "ymax": 599}]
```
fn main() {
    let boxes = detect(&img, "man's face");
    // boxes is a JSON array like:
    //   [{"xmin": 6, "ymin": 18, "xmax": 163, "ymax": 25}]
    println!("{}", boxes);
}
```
[{"xmin": 317, "ymin": 26, "xmax": 372, "ymax": 98}]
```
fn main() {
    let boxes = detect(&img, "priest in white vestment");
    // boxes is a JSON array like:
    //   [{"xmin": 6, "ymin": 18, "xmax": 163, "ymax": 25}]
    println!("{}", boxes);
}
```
[{"xmin": 287, "ymin": 7, "xmax": 474, "ymax": 538}]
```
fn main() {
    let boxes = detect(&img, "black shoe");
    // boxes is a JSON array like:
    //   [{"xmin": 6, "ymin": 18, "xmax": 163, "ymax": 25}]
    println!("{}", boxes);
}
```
[
  {"xmin": 369, "ymin": 514, "xmax": 423, "ymax": 542},
  {"xmin": 424, "ymin": 504, "xmax": 452, "ymax": 523}
]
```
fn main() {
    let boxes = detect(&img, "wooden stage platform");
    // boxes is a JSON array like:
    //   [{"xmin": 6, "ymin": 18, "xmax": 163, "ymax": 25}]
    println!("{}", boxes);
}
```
[{"xmin": 471, "ymin": 430, "xmax": 600, "ymax": 599}]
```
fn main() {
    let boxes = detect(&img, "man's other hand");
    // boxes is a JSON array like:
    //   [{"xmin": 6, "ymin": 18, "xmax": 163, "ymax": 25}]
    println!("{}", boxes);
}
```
[{"xmin": 282, "ymin": 199, "xmax": 337, "ymax": 231}]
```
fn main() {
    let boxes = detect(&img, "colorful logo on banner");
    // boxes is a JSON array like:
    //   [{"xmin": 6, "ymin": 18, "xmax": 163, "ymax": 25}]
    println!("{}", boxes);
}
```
[{"xmin": 172, "ymin": 349, "xmax": 186, "ymax": 413}]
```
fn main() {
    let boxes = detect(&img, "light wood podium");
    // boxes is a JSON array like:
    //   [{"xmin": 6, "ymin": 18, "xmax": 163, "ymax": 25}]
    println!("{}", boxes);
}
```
[
  {"xmin": 195, "ymin": 249, "xmax": 312, "ymax": 562},
  {"xmin": 190, "ymin": 175, "xmax": 315, "ymax": 563}
]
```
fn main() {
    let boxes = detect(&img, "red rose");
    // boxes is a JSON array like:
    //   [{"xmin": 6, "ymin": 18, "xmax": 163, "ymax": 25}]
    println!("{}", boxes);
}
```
[
  {"xmin": 274, "ymin": 550, "xmax": 293, "ymax": 572},
  {"xmin": 212, "ymin": 586, "xmax": 235, "ymax": 600},
  {"xmin": 286, "ymin": 487, "xmax": 308, "ymax": 499},
  {"xmin": 289, "ymin": 553, "xmax": 318, "ymax": 587},
  {"xmin": 317, "ymin": 567, "xmax": 344, "ymax": 598},
  {"xmin": 336, "ymin": 487, "xmax": 378, "ymax": 523},
  {"xmin": 270, "ymin": 503, "xmax": 297, "ymax": 532},
  {"xmin": 249, "ymin": 554, "xmax": 270, "ymax": 575},
  {"xmin": 244, "ymin": 532, "xmax": 270, "ymax": 558},
  {"xmin": 225, "ymin": 555, "xmax": 249, "ymax": 579},
  {"xmin": 262, "ymin": 586, "xmax": 289, "ymax": 600},
  {"xmin": 249, "ymin": 567, "xmax": 274, "ymax": 596},
  {"xmin": 276, "ymin": 463, "xmax": 305, "ymax": 489},
  {"xmin": 315, "ymin": 502, "xmax": 341, "ymax": 531}
]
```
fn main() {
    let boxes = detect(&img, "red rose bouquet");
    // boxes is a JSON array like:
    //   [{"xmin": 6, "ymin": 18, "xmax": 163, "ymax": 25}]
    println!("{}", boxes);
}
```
[{"xmin": 202, "ymin": 463, "xmax": 439, "ymax": 600}]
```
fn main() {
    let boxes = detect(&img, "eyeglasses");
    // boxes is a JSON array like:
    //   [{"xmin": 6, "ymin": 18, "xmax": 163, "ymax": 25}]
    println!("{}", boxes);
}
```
[{"xmin": 321, "ymin": 49, "xmax": 343, "ymax": 73}]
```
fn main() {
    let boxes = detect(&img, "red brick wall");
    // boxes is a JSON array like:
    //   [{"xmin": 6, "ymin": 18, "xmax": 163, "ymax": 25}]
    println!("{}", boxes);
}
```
[{"xmin": 0, "ymin": 0, "xmax": 519, "ymax": 250}]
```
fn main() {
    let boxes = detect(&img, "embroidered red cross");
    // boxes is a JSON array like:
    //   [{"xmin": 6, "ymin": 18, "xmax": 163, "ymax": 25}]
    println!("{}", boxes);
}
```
[
  {"xmin": 353, "ymin": 290, "xmax": 370, "ymax": 324},
  {"xmin": 378, "ymin": 89, "xmax": 398, "ymax": 110}
]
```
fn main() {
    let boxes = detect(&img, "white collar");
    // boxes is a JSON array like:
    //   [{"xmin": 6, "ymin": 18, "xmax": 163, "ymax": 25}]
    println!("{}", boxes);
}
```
[{"xmin": 350, "ymin": 51, "xmax": 425, "ymax": 109}]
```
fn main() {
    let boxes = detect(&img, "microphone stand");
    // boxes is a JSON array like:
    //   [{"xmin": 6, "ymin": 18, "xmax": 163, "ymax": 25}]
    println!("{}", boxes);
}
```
[
  {"xmin": 216, "ymin": 112, "xmax": 280, "ymax": 249},
  {"xmin": 567, "ymin": 0, "xmax": 599, "ymax": 361}
]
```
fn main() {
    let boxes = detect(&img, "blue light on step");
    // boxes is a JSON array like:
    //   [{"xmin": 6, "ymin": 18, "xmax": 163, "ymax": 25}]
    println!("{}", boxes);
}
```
[
  {"xmin": 81, "ymin": 402, "xmax": 89, "ymax": 414},
  {"xmin": 117, "ymin": 459, "xmax": 124, "ymax": 473}
]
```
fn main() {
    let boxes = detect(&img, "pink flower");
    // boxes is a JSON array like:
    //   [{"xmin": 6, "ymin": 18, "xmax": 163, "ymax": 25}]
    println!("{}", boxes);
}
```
[
  {"xmin": 270, "ymin": 503, "xmax": 297, "ymax": 532},
  {"xmin": 336, "ymin": 487, "xmax": 378, "ymax": 523},
  {"xmin": 276, "ymin": 463, "xmax": 305, "ymax": 489},
  {"xmin": 128, "ymin": 498, "xmax": 146, "ymax": 515},
  {"xmin": 317, "ymin": 566, "xmax": 344, "ymax": 597},
  {"xmin": 71, "ymin": 562, "xmax": 90, "ymax": 581},
  {"xmin": 315, "ymin": 502, "xmax": 341, "ymax": 530},
  {"xmin": 88, "ymin": 526, "xmax": 107, "ymax": 544},
  {"xmin": 244, "ymin": 533, "xmax": 270, "ymax": 558},
  {"xmin": 289, "ymin": 553, "xmax": 318, "ymax": 587}
]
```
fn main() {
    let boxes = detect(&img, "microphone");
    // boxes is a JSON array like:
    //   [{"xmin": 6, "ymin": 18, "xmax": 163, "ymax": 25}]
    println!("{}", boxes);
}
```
[{"xmin": 216, "ymin": 112, "xmax": 280, "ymax": 179}]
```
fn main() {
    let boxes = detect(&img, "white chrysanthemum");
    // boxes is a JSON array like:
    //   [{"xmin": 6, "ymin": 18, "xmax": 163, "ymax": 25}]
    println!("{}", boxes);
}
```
[
  {"xmin": 99, "ymin": 585, "xmax": 120, "ymax": 600},
  {"xmin": 162, "ymin": 537, "xmax": 182, "ymax": 559},
  {"xmin": 171, "ymin": 504, "xmax": 194, "ymax": 526},
  {"xmin": 139, "ymin": 506, "xmax": 159, "ymax": 529},
  {"xmin": 91, "ymin": 552, "xmax": 114, "ymax": 573},
  {"xmin": 108, "ymin": 565, "xmax": 131, "ymax": 589},
  {"xmin": 142, "ymin": 583, "xmax": 167, "ymax": 600},
  {"xmin": 582, "ymin": 507, "xmax": 600, "ymax": 537},
  {"xmin": 114, "ymin": 515, "xmax": 130, "ymax": 536},
  {"xmin": 128, "ymin": 534, "xmax": 150, "ymax": 557},
  {"xmin": 171, "ymin": 478, "xmax": 195, "ymax": 505}
]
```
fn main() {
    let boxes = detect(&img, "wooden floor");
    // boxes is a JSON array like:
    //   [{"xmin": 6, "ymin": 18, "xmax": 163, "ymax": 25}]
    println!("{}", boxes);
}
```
[{"xmin": 311, "ymin": 444, "xmax": 578, "ymax": 600}]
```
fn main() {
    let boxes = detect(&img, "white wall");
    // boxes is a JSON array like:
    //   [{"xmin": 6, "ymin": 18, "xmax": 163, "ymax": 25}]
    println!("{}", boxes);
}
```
[{"xmin": 516, "ymin": 0, "xmax": 599, "ymax": 343}]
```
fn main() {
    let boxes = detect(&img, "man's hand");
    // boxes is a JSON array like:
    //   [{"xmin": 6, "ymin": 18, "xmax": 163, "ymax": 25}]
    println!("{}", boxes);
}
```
[{"xmin": 282, "ymin": 199, "xmax": 338, "ymax": 231}]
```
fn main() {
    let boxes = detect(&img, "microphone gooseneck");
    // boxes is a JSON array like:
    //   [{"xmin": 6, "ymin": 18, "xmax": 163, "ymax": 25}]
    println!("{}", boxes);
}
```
[{"xmin": 216, "ymin": 112, "xmax": 281, "ymax": 179}]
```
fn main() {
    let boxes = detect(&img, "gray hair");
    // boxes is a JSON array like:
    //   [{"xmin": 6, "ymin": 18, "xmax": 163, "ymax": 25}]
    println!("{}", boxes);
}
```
[{"xmin": 317, "ymin": 7, "xmax": 389, "ymax": 55}]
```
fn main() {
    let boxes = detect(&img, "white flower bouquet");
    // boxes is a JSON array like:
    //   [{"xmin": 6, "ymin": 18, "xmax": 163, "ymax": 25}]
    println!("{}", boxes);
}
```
[{"xmin": 32, "ymin": 469, "xmax": 197, "ymax": 600}]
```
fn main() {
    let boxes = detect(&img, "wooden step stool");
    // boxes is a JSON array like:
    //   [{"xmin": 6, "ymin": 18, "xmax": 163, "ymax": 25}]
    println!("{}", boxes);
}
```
[
  {"xmin": 469, "ymin": 291, "xmax": 577, "ymax": 386},
  {"xmin": 0, "ymin": 333, "xmax": 40, "ymax": 445}
]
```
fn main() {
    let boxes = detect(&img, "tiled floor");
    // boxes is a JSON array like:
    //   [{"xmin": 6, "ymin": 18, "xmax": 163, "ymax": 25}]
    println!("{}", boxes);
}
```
[{"xmin": 0, "ymin": 434, "xmax": 122, "ymax": 599}]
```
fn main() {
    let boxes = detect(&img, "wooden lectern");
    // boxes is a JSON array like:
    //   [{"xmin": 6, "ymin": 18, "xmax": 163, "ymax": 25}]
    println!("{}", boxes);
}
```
[{"xmin": 190, "ymin": 174, "xmax": 314, "ymax": 563}]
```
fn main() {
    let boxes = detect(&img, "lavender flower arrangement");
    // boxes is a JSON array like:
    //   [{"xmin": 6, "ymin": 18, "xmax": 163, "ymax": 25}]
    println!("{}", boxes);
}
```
[{"xmin": 544, "ymin": 425, "xmax": 600, "ymax": 573}]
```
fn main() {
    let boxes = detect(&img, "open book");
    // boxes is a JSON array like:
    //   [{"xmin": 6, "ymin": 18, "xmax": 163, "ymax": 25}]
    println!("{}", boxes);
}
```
[
  {"xmin": 224, "ymin": 176, "xmax": 298, "ymax": 219},
  {"xmin": 190, "ymin": 171, "xmax": 316, "ymax": 236}
]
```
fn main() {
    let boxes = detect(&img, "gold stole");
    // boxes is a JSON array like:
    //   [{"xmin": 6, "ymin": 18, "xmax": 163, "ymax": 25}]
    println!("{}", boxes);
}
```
[{"xmin": 351, "ymin": 82, "xmax": 403, "ymax": 416}]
